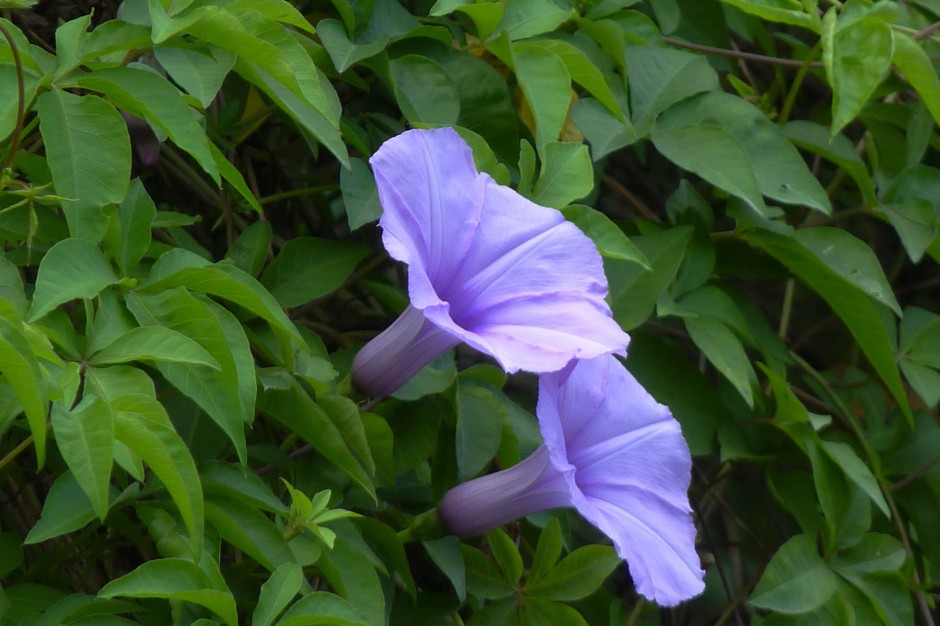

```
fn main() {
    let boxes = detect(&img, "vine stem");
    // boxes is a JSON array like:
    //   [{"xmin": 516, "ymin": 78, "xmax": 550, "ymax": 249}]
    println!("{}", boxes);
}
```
[
  {"xmin": 914, "ymin": 20, "xmax": 940, "ymax": 40},
  {"xmin": 0, "ymin": 19, "xmax": 25, "ymax": 170},
  {"xmin": 662, "ymin": 37, "xmax": 823, "ymax": 68},
  {"xmin": 0, "ymin": 433, "xmax": 33, "ymax": 472}
]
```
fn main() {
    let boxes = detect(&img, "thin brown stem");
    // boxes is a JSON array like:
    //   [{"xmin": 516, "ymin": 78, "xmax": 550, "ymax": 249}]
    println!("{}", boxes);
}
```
[
  {"xmin": 914, "ymin": 20, "xmax": 940, "ymax": 40},
  {"xmin": 663, "ymin": 37, "xmax": 824, "ymax": 68},
  {"xmin": 0, "ymin": 19, "xmax": 26, "ymax": 170}
]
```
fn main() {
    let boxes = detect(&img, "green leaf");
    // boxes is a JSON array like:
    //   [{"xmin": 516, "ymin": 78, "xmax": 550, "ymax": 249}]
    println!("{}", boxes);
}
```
[
  {"xmin": 511, "ymin": 44, "xmax": 570, "ymax": 152},
  {"xmin": 111, "ymin": 396, "xmax": 205, "ymax": 556},
  {"xmin": 654, "ymin": 92, "xmax": 831, "ymax": 215},
  {"xmin": 99, "ymin": 558, "xmax": 237, "ymax": 626},
  {"xmin": 154, "ymin": 43, "xmax": 236, "ymax": 108},
  {"xmin": 201, "ymin": 460, "xmax": 288, "ymax": 515},
  {"xmin": 626, "ymin": 45, "xmax": 719, "ymax": 132},
  {"xmin": 29, "ymin": 238, "xmax": 121, "ymax": 322},
  {"xmin": 749, "ymin": 534, "xmax": 838, "ymax": 614},
  {"xmin": 423, "ymin": 537, "xmax": 466, "ymax": 601},
  {"xmin": 390, "ymin": 54, "xmax": 460, "ymax": 126},
  {"xmin": 274, "ymin": 592, "xmax": 371, "ymax": 626},
  {"xmin": 143, "ymin": 249, "xmax": 302, "ymax": 343},
  {"xmin": 260, "ymin": 237, "xmax": 369, "ymax": 307},
  {"xmin": 564, "ymin": 205, "xmax": 648, "ymax": 265},
  {"xmin": 461, "ymin": 544, "xmax": 515, "ymax": 599},
  {"xmin": 717, "ymin": 0, "xmax": 820, "ymax": 31},
  {"xmin": 35, "ymin": 89, "xmax": 131, "ymax": 241},
  {"xmin": 518, "ymin": 596, "xmax": 589, "ymax": 626},
  {"xmin": 341, "ymin": 158, "xmax": 382, "ymax": 231},
  {"xmin": 793, "ymin": 227, "xmax": 900, "ymax": 316},
  {"xmin": 50, "ymin": 395, "xmax": 113, "ymax": 520},
  {"xmin": 494, "ymin": 0, "xmax": 572, "ymax": 40},
  {"xmin": 252, "ymin": 563, "xmax": 303, "ymax": 626},
  {"xmin": 456, "ymin": 385, "xmax": 505, "ymax": 480},
  {"xmin": 783, "ymin": 120, "xmax": 876, "ymax": 205},
  {"xmin": 205, "ymin": 495, "xmax": 294, "ymax": 571},
  {"xmin": 224, "ymin": 0, "xmax": 316, "ymax": 34},
  {"xmin": 525, "ymin": 545, "xmax": 619, "ymax": 601},
  {"xmin": 69, "ymin": 66, "xmax": 220, "ymax": 184},
  {"xmin": 258, "ymin": 375, "xmax": 375, "ymax": 499},
  {"xmin": 571, "ymin": 98, "xmax": 637, "ymax": 160},
  {"xmin": 226, "ymin": 220, "xmax": 273, "ymax": 277},
  {"xmin": 488, "ymin": 529, "xmax": 523, "ymax": 585},
  {"xmin": 24, "ymin": 472, "xmax": 98, "ymax": 544},
  {"xmin": 126, "ymin": 289, "xmax": 250, "ymax": 464},
  {"xmin": 0, "ymin": 317, "xmax": 48, "ymax": 466},
  {"xmin": 209, "ymin": 141, "xmax": 264, "ymax": 213},
  {"xmin": 528, "ymin": 517, "xmax": 563, "ymax": 584},
  {"xmin": 685, "ymin": 314, "xmax": 757, "ymax": 406},
  {"xmin": 531, "ymin": 142, "xmax": 593, "ymax": 209},
  {"xmin": 818, "ymin": 440, "xmax": 889, "ymax": 517},
  {"xmin": 108, "ymin": 178, "xmax": 156, "ymax": 276},
  {"xmin": 825, "ymin": 16, "xmax": 893, "ymax": 135},
  {"xmin": 606, "ymin": 226, "xmax": 691, "ymax": 330},
  {"xmin": 88, "ymin": 325, "xmax": 220, "ymax": 368},
  {"xmin": 317, "ymin": 19, "xmax": 389, "ymax": 73},
  {"xmin": 743, "ymin": 229, "xmax": 911, "ymax": 422},
  {"xmin": 831, "ymin": 533, "xmax": 907, "ymax": 575},
  {"xmin": 893, "ymin": 32, "xmax": 940, "ymax": 129}
]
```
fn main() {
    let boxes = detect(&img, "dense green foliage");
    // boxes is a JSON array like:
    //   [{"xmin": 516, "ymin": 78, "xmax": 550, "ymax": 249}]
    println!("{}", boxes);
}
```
[{"xmin": 1, "ymin": 0, "xmax": 940, "ymax": 623}]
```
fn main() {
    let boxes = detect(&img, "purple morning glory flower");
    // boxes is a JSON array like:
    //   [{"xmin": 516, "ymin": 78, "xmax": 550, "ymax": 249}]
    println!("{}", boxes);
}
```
[
  {"xmin": 352, "ymin": 128, "xmax": 629, "ymax": 397},
  {"xmin": 438, "ymin": 354, "xmax": 705, "ymax": 607}
]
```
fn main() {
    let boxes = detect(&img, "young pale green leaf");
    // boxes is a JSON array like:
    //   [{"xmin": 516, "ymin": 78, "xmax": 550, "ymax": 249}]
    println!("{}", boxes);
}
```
[
  {"xmin": 390, "ymin": 54, "xmax": 460, "ymax": 126},
  {"xmin": 511, "ymin": 44, "xmax": 571, "ymax": 152},
  {"xmin": 205, "ymin": 496, "xmax": 294, "ymax": 571},
  {"xmin": 655, "ymin": 92, "xmax": 831, "ymax": 215},
  {"xmin": 273, "ymin": 591, "xmax": 372, "ymax": 626},
  {"xmin": 456, "ymin": 385, "xmax": 505, "ymax": 481},
  {"xmin": 126, "ymin": 289, "xmax": 250, "ymax": 464},
  {"xmin": 50, "ymin": 396, "xmax": 113, "ymax": 520},
  {"xmin": 826, "ymin": 16, "xmax": 893, "ymax": 135},
  {"xmin": 749, "ymin": 534, "xmax": 838, "ymax": 614},
  {"xmin": 111, "ymin": 398, "xmax": 205, "ymax": 556},
  {"xmin": 260, "ymin": 237, "xmax": 369, "ymax": 308},
  {"xmin": 252, "ymin": 563, "xmax": 303, "ymax": 626},
  {"xmin": 88, "ymin": 326, "xmax": 220, "ymax": 369},
  {"xmin": 461, "ymin": 544, "xmax": 516, "ymax": 599},
  {"xmin": 36, "ymin": 90, "xmax": 131, "ymax": 242},
  {"xmin": 0, "ymin": 318, "xmax": 48, "ymax": 466},
  {"xmin": 525, "ymin": 544, "xmax": 619, "ymax": 601},
  {"xmin": 562, "ymin": 205, "xmax": 649, "ymax": 267},
  {"xmin": 24, "ymin": 472, "xmax": 98, "ymax": 544},
  {"xmin": 527, "ymin": 517, "xmax": 563, "ymax": 584},
  {"xmin": 99, "ymin": 558, "xmax": 237, "ymax": 626},
  {"xmin": 531, "ymin": 142, "xmax": 593, "ymax": 209},
  {"xmin": 341, "ymin": 158, "xmax": 382, "ymax": 231},
  {"xmin": 258, "ymin": 376, "xmax": 375, "ymax": 499},
  {"xmin": 743, "ymin": 229, "xmax": 912, "ymax": 423},
  {"xmin": 69, "ymin": 66, "xmax": 220, "ymax": 185},
  {"xmin": 224, "ymin": 0, "xmax": 316, "ymax": 34},
  {"xmin": 153, "ymin": 43, "xmax": 236, "ymax": 108},
  {"xmin": 685, "ymin": 314, "xmax": 757, "ymax": 407},
  {"xmin": 29, "ymin": 238, "xmax": 121, "ymax": 322},
  {"xmin": 53, "ymin": 14, "xmax": 92, "ymax": 78},
  {"xmin": 225, "ymin": 220, "xmax": 272, "ymax": 278}
]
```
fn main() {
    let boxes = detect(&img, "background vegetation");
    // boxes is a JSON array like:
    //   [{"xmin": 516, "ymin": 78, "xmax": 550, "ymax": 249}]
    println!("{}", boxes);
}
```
[{"xmin": 1, "ymin": 0, "xmax": 940, "ymax": 623}]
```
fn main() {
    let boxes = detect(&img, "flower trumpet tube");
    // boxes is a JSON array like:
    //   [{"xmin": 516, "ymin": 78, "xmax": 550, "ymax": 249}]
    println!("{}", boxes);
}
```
[
  {"xmin": 352, "ymin": 128, "xmax": 629, "ymax": 397},
  {"xmin": 438, "ymin": 354, "xmax": 706, "ymax": 607}
]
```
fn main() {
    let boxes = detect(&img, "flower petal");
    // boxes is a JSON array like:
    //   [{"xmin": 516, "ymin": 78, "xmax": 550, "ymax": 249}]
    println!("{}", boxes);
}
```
[{"xmin": 537, "ymin": 355, "xmax": 705, "ymax": 606}]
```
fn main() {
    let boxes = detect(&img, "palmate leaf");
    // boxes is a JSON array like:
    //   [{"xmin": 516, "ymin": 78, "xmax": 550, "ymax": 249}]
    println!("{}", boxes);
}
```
[
  {"xmin": 0, "ymin": 317, "xmax": 48, "ymax": 466},
  {"xmin": 750, "ymin": 534, "xmax": 839, "ymax": 614},
  {"xmin": 252, "ymin": 563, "xmax": 303, "ymax": 626},
  {"xmin": 525, "ymin": 545, "xmax": 619, "ymax": 601},
  {"xmin": 50, "ymin": 395, "xmax": 113, "ymax": 520},
  {"xmin": 28, "ymin": 238, "xmax": 122, "ymax": 322},
  {"xmin": 87, "ymin": 325, "xmax": 220, "ymax": 369}
]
